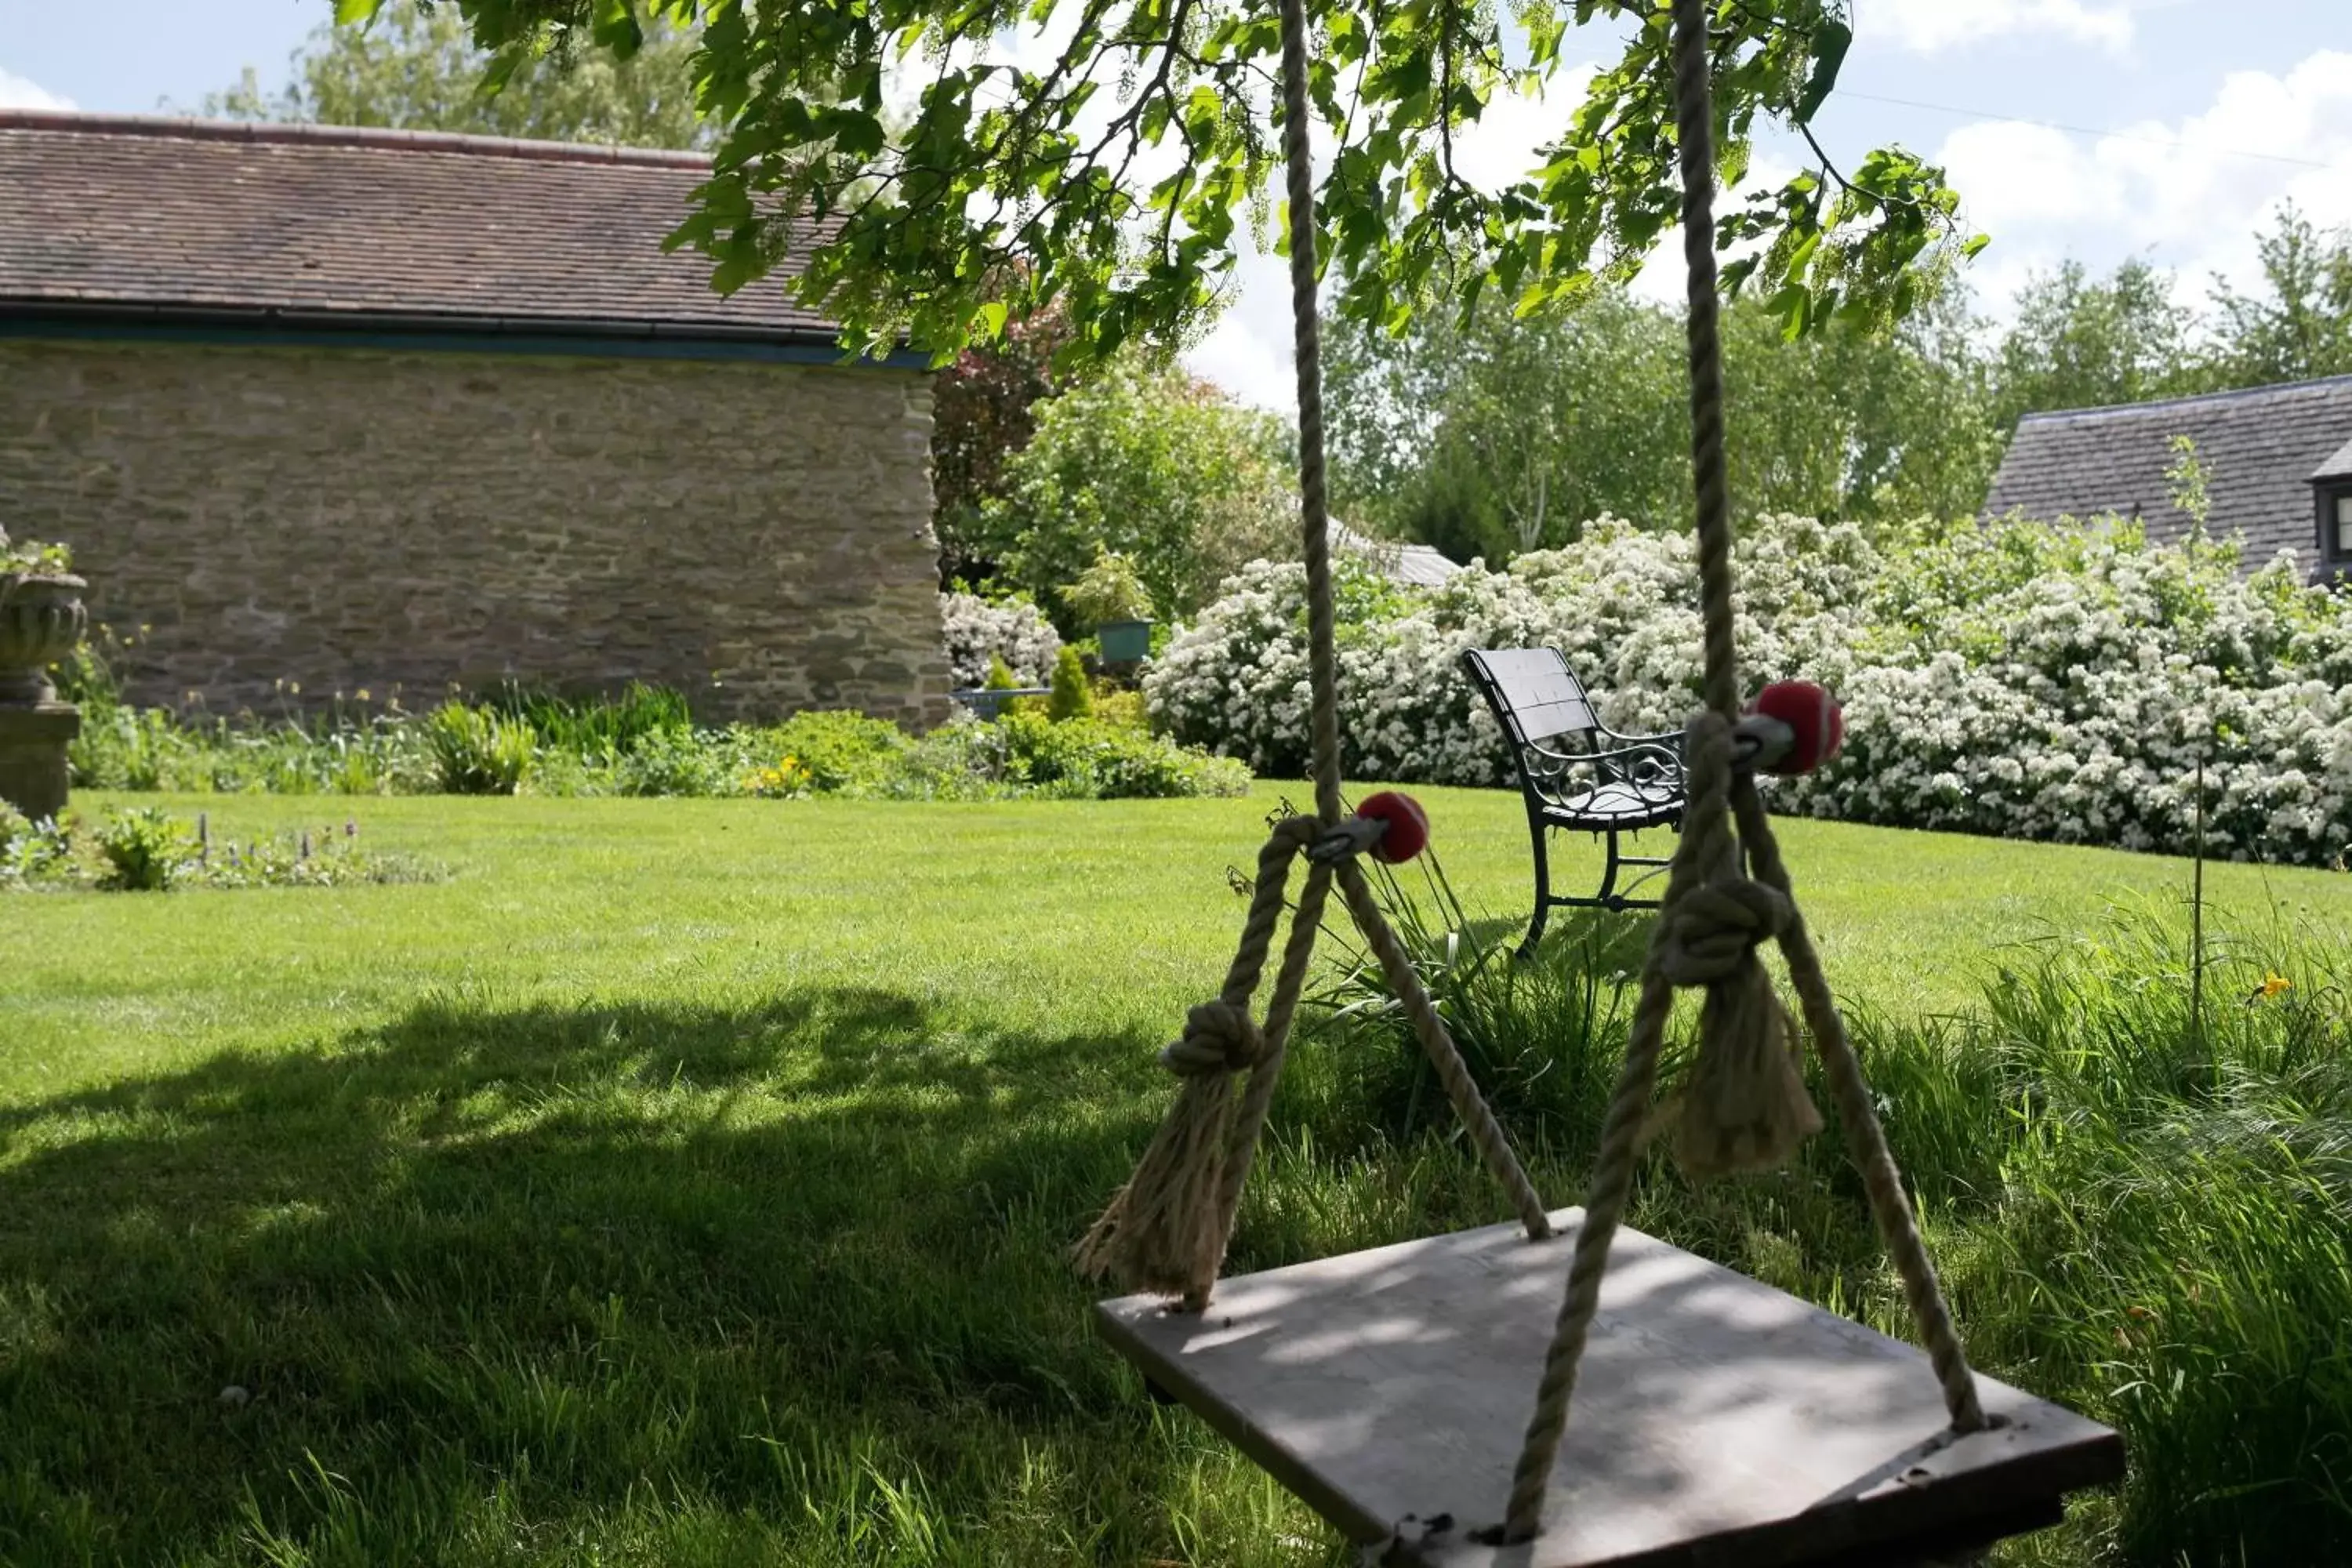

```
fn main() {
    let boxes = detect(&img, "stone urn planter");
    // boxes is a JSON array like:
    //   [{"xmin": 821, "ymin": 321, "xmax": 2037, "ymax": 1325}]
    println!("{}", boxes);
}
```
[
  {"xmin": 0, "ymin": 572, "xmax": 88, "ymax": 706},
  {"xmin": 0, "ymin": 571, "xmax": 88, "ymax": 822}
]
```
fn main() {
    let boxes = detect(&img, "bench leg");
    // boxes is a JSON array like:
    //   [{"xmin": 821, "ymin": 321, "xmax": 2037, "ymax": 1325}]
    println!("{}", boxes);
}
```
[
  {"xmin": 1595, "ymin": 828, "xmax": 1625, "ymax": 908},
  {"xmin": 1518, "ymin": 815, "xmax": 1553, "ymax": 960}
]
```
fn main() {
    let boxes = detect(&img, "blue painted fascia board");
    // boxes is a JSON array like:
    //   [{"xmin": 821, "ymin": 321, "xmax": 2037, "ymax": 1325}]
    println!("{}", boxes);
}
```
[{"xmin": 0, "ymin": 310, "xmax": 933, "ymax": 371}]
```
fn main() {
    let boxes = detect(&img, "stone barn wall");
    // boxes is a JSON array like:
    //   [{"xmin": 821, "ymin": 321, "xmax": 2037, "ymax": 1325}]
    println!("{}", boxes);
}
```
[{"xmin": 0, "ymin": 336, "xmax": 949, "ymax": 727}]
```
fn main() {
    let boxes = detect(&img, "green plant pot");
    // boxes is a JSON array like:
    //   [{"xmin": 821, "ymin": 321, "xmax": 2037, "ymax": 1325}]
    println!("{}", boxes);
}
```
[{"xmin": 1098, "ymin": 619, "xmax": 1152, "ymax": 663}]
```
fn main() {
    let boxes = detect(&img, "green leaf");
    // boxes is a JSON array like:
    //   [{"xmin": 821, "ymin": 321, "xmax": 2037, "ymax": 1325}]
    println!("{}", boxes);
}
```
[{"xmin": 829, "ymin": 109, "xmax": 886, "ymax": 158}]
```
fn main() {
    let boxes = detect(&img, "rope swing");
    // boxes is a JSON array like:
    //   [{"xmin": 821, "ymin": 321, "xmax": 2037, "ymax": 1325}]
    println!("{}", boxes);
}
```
[{"xmin": 1079, "ymin": 0, "xmax": 1986, "ymax": 1544}]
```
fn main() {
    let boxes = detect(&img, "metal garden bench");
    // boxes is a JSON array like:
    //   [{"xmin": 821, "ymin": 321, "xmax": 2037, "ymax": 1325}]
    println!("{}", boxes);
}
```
[{"xmin": 1462, "ymin": 647, "xmax": 1687, "ymax": 956}]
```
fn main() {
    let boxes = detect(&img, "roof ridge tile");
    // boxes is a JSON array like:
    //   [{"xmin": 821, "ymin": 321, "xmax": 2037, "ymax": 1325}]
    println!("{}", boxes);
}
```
[{"xmin": 0, "ymin": 107, "xmax": 712, "ymax": 169}]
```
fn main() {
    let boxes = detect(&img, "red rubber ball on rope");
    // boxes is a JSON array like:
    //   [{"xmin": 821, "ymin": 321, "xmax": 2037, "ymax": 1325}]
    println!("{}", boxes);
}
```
[
  {"xmin": 1355, "ymin": 792, "xmax": 1430, "ymax": 863},
  {"xmin": 1750, "ymin": 681, "xmax": 1845, "ymax": 775}
]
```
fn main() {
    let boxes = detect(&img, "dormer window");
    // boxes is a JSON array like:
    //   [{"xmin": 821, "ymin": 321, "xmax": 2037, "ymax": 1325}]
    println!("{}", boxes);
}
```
[
  {"xmin": 2320, "ymin": 482, "xmax": 2352, "ymax": 568},
  {"xmin": 2310, "ymin": 434, "xmax": 2352, "ymax": 572}
]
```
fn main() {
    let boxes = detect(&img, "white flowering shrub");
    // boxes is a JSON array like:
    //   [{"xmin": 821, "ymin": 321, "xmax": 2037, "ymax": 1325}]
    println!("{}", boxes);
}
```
[
  {"xmin": 1146, "ymin": 513, "xmax": 2352, "ymax": 868},
  {"xmin": 938, "ymin": 592, "xmax": 1062, "ymax": 688}
]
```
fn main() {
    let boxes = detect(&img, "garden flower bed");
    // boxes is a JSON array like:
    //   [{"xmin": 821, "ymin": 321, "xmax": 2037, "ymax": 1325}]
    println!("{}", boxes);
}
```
[
  {"xmin": 1146, "ymin": 512, "xmax": 2352, "ymax": 866},
  {"xmin": 60, "ymin": 682, "xmax": 1247, "ymax": 804}
]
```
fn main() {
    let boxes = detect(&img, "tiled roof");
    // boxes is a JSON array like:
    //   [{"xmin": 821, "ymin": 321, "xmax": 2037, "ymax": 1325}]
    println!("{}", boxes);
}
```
[
  {"xmin": 1334, "ymin": 521, "xmax": 1467, "ymax": 587},
  {"xmin": 0, "ymin": 111, "xmax": 841, "ymax": 345},
  {"xmin": 2312, "ymin": 434, "xmax": 2352, "ymax": 482},
  {"xmin": 1984, "ymin": 376, "xmax": 2352, "ymax": 577}
]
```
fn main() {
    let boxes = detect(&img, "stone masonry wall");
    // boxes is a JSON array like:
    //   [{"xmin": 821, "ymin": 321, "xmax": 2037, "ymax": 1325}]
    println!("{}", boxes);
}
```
[{"xmin": 0, "ymin": 337, "xmax": 950, "ymax": 728}]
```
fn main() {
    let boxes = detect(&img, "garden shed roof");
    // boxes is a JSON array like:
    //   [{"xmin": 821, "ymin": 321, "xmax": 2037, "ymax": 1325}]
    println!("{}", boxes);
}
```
[
  {"xmin": 1984, "ymin": 374, "xmax": 2352, "ymax": 578},
  {"xmin": 0, "ymin": 110, "xmax": 871, "ymax": 359},
  {"xmin": 1332, "ymin": 521, "xmax": 1466, "ymax": 588}
]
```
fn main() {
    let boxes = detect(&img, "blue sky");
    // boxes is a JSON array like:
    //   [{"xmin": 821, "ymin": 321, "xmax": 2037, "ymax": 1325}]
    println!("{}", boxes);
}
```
[{"xmin": 5, "ymin": 1, "xmax": 2350, "ymax": 402}]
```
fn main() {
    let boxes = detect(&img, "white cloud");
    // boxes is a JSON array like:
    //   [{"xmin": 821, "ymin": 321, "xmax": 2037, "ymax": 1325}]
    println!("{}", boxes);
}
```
[
  {"xmin": 1936, "ymin": 49, "xmax": 2352, "ymax": 312},
  {"xmin": 1864, "ymin": 0, "xmax": 2136, "ymax": 56},
  {"xmin": 0, "ymin": 65, "xmax": 74, "ymax": 111}
]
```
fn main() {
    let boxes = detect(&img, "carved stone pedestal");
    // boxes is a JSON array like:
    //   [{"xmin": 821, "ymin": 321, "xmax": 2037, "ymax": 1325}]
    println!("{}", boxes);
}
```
[{"xmin": 0, "ymin": 702, "xmax": 79, "ymax": 822}]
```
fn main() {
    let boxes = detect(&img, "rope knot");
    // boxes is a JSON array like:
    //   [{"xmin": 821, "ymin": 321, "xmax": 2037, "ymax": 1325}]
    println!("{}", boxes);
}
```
[
  {"xmin": 1269, "ymin": 813, "xmax": 1323, "ymax": 854},
  {"xmin": 1655, "ymin": 876, "xmax": 1792, "ymax": 988},
  {"xmin": 1646, "ymin": 710, "xmax": 1822, "ymax": 1179},
  {"xmin": 1160, "ymin": 1001, "xmax": 1262, "ymax": 1077}
]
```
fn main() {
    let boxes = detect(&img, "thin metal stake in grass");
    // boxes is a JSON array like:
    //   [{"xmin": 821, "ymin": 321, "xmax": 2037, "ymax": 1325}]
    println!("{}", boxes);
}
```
[{"xmin": 2191, "ymin": 753, "xmax": 2206, "ymax": 1051}]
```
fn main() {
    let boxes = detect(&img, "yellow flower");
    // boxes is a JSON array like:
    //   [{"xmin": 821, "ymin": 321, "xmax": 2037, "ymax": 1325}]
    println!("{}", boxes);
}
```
[
  {"xmin": 2259, "ymin": 972, "xmax": 2292, "ymax": 1000},
  {"xmin": 356, "ymin": 688, "xmax": 372, "ymax": 702}
]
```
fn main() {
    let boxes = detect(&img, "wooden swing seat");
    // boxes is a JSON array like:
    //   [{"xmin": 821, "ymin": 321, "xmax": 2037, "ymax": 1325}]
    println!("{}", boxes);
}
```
[{"xmin": 1098, "ymin": 1210, "xmax": 2122, "ymax": 1567}]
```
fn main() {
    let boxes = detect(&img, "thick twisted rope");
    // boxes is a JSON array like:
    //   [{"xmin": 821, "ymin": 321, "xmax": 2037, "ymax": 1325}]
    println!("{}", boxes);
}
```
[
  {"xmin": 1209, "ymin": 859, "xmax": 1337, "ymax": 1263},
  {"xmin": 1496, "ymin": 0, "xmax": 1984, "ymax": 1541},
  {"xmin": 1077, "ymin": 0, "xmax": 1553, "ymax": 1310},
  {"xmin": 1334, "ymin": 860, "xmax": 1553, "ymax": 1239},
  {"xmin": 1282, "ymin": 0, "xmax": 1345, "ymax": 833},
  {"xmin": 1497, "ymin": 713, "xmax": 1788, "ymax": 1537},
  {"xmin": 1074, "ymin": 815, "xmax": 1319, "ymax": 1297},
  {"xmin": 1267, "ymin": 0, "xmax": 1546, "ymax": 1243},
  {"xmin": 1732, "ymin": 784, "xmax": 1984, "ymax": 1430}
]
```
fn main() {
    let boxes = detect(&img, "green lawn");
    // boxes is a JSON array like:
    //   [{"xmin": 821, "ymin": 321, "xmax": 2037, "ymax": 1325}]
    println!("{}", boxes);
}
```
[{"xmin": 3, "ymin": 789, "xmax": 2348, "ymax": 1565}]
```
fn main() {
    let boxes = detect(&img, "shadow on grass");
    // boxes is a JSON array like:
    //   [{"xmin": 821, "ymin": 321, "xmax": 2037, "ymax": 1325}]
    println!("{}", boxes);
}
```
[{"xmin": 0, "ymin": 987, "xmax": 1279, "ymax": 1566}]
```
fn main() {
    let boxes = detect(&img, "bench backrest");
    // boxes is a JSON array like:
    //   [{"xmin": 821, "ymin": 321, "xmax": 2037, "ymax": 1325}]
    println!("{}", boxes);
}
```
[{"xmin": 1461, "ymin": 648, "xmax": 1599, "ymax": 748}]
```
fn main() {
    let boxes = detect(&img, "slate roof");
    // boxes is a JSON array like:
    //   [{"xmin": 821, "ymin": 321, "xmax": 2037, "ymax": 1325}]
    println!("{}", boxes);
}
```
[
  {"xmin": 2313, "ymin": 434, "xmax": 2352, "ymax": 483},
  {"xmin": 0, "ymin": 110, "xmax": 843, "ymax": 348},
  {"xmin": 1984, "ymin": 376, "xmax": 2352, "ymax": 578},
  {"xmin": 1333, "ymin": 521, "xmax": 1467, "ymax": 587}
]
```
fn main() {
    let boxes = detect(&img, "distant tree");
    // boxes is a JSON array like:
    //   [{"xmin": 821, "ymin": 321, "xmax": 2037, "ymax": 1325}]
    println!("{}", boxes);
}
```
[
  {"xmin": 1326, "ymin": 269, "xmax": 1998, "ymax": 558},
  {"xmin": 2201, "ymin": 204, "xmax": 2352, "ymax": 388},
  {"xmin": 1327, "ymin": 292, "xmax": 1690, "ymax": 562},
  {"xmin": 1989, "ymin": 258, "xmax": 2193, "ymax": 431},
  {"xmin": 981, "ymin": 358, "xmax": 1293, "ymax": 628},
  {"xmin": 1322, "ymin": 310, "xmax": 1458, "ymax": 539},
  {"xmin": 930, "ymin": 298, "xmax": 1080, "ymax": 589},
  {"xmin": 203, "ymin": 3, "xmax": 708, "ymax": 150},
  {"xmin": 1724, "ymin": 271, "xmax": 2001, "ymax": 524}
]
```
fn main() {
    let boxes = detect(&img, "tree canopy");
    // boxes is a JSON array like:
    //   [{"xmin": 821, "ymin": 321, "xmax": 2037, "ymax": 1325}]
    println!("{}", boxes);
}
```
[
  {"xmin": 212, "ymin": 3, "xmax": 708, "ymax": 149},
  {"xmin": 1989, "ymin": 258, "xmax": 2189, "ymax": 435},
  {"xmin": 975, "ymin": 356, "xmax": 1295, "ymax": 625},
  {"xmin": 1325, "ymin": 272, "xmax": 1999, "ymax": 557},
  {"xmin": 1324, "ymin": 201, "xmax": 2352, "ymax": 557},
  {"xmin": 2203, "ymin": 206, "xmax": 2352, "ymax": 390},
  {"xmin": 333, "ymin": 0, "xmax": 1976, "ymax": 366}
]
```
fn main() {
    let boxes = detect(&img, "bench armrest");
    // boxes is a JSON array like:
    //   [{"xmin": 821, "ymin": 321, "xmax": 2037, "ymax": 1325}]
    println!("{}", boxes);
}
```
[
  {"xmin": 1522, "ymin": 737, "xmax": 1686, "ymax": 799},
  {"xmin": 1594, "ymin": 721, "xmax": 1683, "ymax": 750}
]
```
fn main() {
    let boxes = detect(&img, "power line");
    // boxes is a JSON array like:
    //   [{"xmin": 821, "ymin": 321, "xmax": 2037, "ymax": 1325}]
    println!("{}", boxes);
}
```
[{"xmin": 1835, "ymin": 89, "xmax": 2346, "ymax": 172}]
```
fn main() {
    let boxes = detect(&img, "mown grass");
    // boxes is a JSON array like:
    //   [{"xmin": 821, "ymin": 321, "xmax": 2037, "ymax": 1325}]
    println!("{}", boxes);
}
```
[{"xmin": 2, "ymin": 789, "xmax": 2348, "ymax": 1565}]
